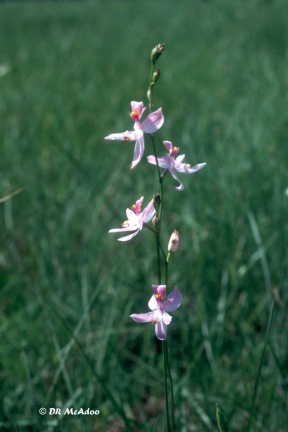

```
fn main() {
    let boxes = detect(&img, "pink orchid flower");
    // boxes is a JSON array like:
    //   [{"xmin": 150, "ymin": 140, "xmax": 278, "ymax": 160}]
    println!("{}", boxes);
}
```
[
  {"xmin": 147, "ymin": 141, "xmax": 206, "ymax": 191},
  {"xmin": 109, "ymin": 196, "xmax": 155, "ymax": 241},
  {"xmin": 131, "ymin": 285, "xmax": 182, "ymax": 340},
  {"xmin": 105, "ymin": 101, "xmax": 164, "ymax": 169}
]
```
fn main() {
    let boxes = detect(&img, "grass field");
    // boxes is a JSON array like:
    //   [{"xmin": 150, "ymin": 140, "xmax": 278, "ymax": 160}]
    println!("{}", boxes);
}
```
[{"xmin": 0, "ymin": 0, "xmax": 288, "ymax": 431}]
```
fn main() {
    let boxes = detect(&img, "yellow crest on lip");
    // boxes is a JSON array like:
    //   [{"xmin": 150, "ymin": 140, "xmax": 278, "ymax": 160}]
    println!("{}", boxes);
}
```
[
  {"xmin": 170, "ymin": 146, "xmax": 180, "ymax": 156},
  {"xmin": 129, "ymin": 109, "xmax": 140, "ymax": 119},
  {"xmin": 131, "ymin": 203, "xmax": 141, "ymax": 213}
]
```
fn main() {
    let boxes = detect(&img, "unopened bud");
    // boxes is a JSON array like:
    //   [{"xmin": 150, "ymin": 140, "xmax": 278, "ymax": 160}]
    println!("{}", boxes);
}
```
[
  {"xmin": 153, "ymin": 193, "xmax": 161, "ymax": 213},
  {"xmin": 152, "ymin": 68, "xmax": 160, "ymax": 84},
  {"xmin": 152, "ymin": 214, "xmax": 160, "ymax": 230},
  {"xmin": 151, "ymin": 43, "xmax": 165, "ymax": 64},
  {"xmin": 147, "ymin": 87, "xmax": 154, "ymax": 103},
  {"xmin": 168, "ymin": 230, "xmax": 180, "ymax": 254}
]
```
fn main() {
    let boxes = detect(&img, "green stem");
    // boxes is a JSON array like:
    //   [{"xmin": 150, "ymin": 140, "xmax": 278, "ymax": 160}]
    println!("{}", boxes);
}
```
[
  {"xmin": 149, "ymin": 133, "xmax": 162, "ymax": 185},
  {"xmin": 156, "ymin": 234, "xmax": 161, "ymax": 285},
  {"xmin": 149, "ymin": 63, "xmax": 154, "ymax": 113},
  {"xmin": 163, "ymin": 340, "xmax": 170, "ymax": 432},
  {"xmin": 247, "ymin": 299, "xmax": 276, "ymax": 431},
  {"xmin": 149, "ymin": 60, "xmax": 171, "ymax": 432},
  {"xmin": 164, "ymin": 340, "xmax": 174, "ymax": 431},
  {"xmin": 164, "ymin": 257, "xmax": 174, "ymax": 430},
  {"xmin": 159, "ymin": 177, "xmax": 163, "ymax": 232},
  {"xmin": 143, "ymin": 222, "xmax": 157, "ymax": 235},
  {"xmin": 165, "ymin": 259, "xmax": 168, "ymax": 286}
]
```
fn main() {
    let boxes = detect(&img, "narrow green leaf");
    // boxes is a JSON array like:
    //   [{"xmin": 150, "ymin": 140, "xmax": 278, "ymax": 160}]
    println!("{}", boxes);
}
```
[{"xmin": 216, "ymin": 404, "xmax": 229, "ymax": 432}]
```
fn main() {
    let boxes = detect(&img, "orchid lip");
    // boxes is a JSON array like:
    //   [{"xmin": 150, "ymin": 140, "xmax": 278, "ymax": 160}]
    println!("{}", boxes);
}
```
[{"xmin": 130, "ymin": 110, "xmax": 140, "ymax": 120}]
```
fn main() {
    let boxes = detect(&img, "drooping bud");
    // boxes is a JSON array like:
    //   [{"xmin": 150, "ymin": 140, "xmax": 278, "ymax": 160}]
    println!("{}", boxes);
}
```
[
  {"xmin": 151, "ymin": 43, "xmax": 165, "ymax": 64},
  {"xmin": 153, "ymin": 193, "xmax": 161, "ymax": 214},
  {"xmin": 152, "ymin": 68, "xmax": 160, "ymax": 84},
  {"xmin": 168, "ymin": 230, "xmax": 180, "ymax": 254}
]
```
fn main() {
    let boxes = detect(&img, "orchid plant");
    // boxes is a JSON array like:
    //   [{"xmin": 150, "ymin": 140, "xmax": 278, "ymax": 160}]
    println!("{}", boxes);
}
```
[{"xmin": 106, "ymin": 44, "xmax": 206, "ymax": 431}]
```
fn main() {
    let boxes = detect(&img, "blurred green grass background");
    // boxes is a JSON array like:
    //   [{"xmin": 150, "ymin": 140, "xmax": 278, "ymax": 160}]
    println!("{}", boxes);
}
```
[{"xmin": 0, "ymin": 0, "xmax": 288, "ymax": 431}]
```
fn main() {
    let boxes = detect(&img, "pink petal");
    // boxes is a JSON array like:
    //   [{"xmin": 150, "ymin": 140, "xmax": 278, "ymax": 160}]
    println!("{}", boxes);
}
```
[
  {"xmin": 143, "ymin": 198, "xmax": 156, "ymax": 223},
  {"xmin": 126, "ymin": 208, "xmax": 139, "ymax": 225},
  {"xmin": 130, "ymin": 311, "xmax": 155, "ymax": 323},
  {"xmin": 152, "ymin": 285, "xmax": 166, "ymax": 297},
  {"xmin": 162, "ymin": 312, "xmax": 172, "ymax": 325},
  {"xmin": 142, "ymin": 108, "xmax": 164, "ymax": 134},
  {"xmin": 117, "ymin": 230, "xmax": 140, "ymax": 242},
  {"xmin": 155, "ymin": 320, "xmax": 167, "ymax": 340},
  {"xmin": 149, "ymin": 285, "xmax": 166, "ymax": 310},
  {"xmin": 170, "ymin": 170, "xmax": 184, "ymax": 191},
  {"xmin": 175, "ymin": 154, "xmax": 186, "ymax": 164},
  {"xmin": 133, "ymin": 196, "xmax": 144, "ymax": 212},
  {"xmin": 147, "ymin": 155, "xmax": 169, "ymax": 169},
  {"xmin": 148, "ymin": 295, "xmax": 157, "ymax": 311},
  {"xmin": 137, "ymin": 212, "xmax": 145, "ymax": 231},
  {"xmin": 109, "ymin": 226, "xmax": 138, "ymax": 233},
  {"xmin": 176, "ymin": 162, "xmax": 206, "ymax": 174},
  {"xmin": 105, "ymin": 130, "xmax": 139, "ymax": 141},
  {"xmin": 131, "ymin": 134, "xmax": 144, "ymax": 169},
  {"xmin": 163, "ymin": 141, "xmax": 174, "ymax": 152},
  {"xmin": 163, "ymin": 287, "xmax": 182, "ymax": 312}
]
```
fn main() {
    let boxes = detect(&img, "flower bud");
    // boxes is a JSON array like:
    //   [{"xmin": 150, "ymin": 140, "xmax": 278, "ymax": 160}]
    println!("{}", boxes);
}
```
[
  {"xmin": 151, "ymin": 43, "xmax": 165, "ymax": 64},
  {"xmin": 168, "ymin": 230, "xmax": 180, "ymax": 254},
  {"xmin": 152, "ymin": 214, "xmax": 160, "ymax": 230},
  {"xmin": 147, "ymin": 87, "xmax": 154, "ymax": 103},
  {"xmin": 152, "ymin": 68, "xmax": 160, "ymax": 84},
  {"xmin": 153, "ymin": 193, "xmax": 161, "ymax": 213}
]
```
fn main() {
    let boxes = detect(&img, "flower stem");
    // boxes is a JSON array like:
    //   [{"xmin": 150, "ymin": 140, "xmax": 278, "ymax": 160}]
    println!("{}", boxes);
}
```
[
  {"xmin": 149, "ymin": 63, "xmax": 154, "ymax": 113},
  {"xmin": 163, "ymin": 340, "xmax": 170, "ymax": 432},
  {"xmin": 164, "ymin": 340, "xmax": 174, "ymax": 431},
  {"xmin": 164, "ymin": 259, "xmax": 174, "ymax": 430},
  {"xmin": 143, "ymin": 222, "xmax": 157, "ymax": 235},
  {"xmin": 149, "ymin": 57, "xmax": 172, "ymax": 432},
  {"xmin": 165, "ymin": 259, "xmax": 168, "ymax": 288},
  {"xmin": 156, "ymin": 234, "xmax": 161, "ymax": 285},
  {"xmin": 149, "ymin": 133, "xmax": 162, "ymax": 185}
]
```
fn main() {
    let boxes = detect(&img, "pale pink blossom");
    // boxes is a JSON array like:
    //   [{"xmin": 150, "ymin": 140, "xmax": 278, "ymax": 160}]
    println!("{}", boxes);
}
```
[
  {"xmin": 109, "ymin": 196, "xmax": 155, "ymax": 241},
  {"xmin": 147, "ymin": 141, "xmax": 206, "ymax": 191},
  {"xmin": 105, "ymin": 101, "xmax": 164, "ymax": 169},
  {"xmin": 168, "ymin": 230, "xmax": 180, "ymax": 254},
  {"xmin": 131, "ymin": 285, "xmax": 182, "ymax": 340}
]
